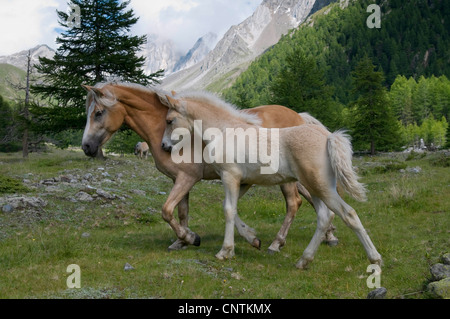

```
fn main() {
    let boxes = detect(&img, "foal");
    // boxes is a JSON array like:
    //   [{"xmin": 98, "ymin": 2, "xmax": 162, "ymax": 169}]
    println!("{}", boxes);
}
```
[{"xmin": 162, "ymin": 94, "xmax": 382, "ymax": 269}]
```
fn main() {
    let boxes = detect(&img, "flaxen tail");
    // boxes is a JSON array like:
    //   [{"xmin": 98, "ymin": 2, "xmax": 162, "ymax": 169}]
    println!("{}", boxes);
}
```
[{"xmin": 327, "ymin": 130, "xmax": 367, "ymax": 202}]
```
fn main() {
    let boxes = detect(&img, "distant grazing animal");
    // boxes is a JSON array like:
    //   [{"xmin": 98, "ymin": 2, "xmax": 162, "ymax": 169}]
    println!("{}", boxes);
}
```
[
  {"xmin": 80, "ymin": 82, "xmax": 338, "ymax": 255},
  {"xmin": 162, "ymin": 93, "xmax": 382, "ymax": 269},
  {"xmin": 134, "ymin": 142, "xmax": 149, "ymax": 159}
]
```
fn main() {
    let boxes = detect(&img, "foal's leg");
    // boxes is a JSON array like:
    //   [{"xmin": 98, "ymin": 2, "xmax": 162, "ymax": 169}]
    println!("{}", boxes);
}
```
[
  {"xmin": 216, "ymin": 173, "xmax": 241, "ymax": 260},
  {"xmin": 322, "ymin": 192, "xmax": 382, "ymax": 266},
  {"xmin": 234, "ymin": 184, "xmax": 261, "ymax": 249},
  {"xmin": 162, "ymin": 175, "xmax": 201, "ymax": 249},
  {"xmin": 168, "ymin": 192, "xmax": 190, "ymax": 251},
  {"xmin": 297, "ymin": 182, "xmax": 339, "ymax": 246},
  {"xmin": 268, "ymin": 182, "xmax": 302, "ymax": 254},
  {"xmin": 296, "ymin": 197, "xmax": 334, "ymax": 269}
]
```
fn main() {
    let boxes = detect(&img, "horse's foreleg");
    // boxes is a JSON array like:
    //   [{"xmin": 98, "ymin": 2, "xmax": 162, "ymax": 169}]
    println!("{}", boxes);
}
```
[
  {"xmin": 268, "ymin": 182, "xmax": 301, "ymax": 254},
  {"xmin": 168, "ymin": 192, "xmax": 190, "ymax": 251},
  {"xmin": 234, "ymin": 184, "xmax": 261, "ymax": 249},
  {"xmin": 216, "ymin": 173, "xmax": 240, "ymax": 260},
  {"xmin": 297, "ymin": 182, "xmax": 339, "ymax": 246},
  {"xmin": 162, "ymin": 176, "xmax": 201, "ymax": 250}
]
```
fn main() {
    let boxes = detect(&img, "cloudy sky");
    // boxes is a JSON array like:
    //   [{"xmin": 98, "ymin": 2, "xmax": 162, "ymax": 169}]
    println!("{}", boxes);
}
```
[{"xmin": 0, "ymin": 0, "xmax": 263, "ymax": 56}]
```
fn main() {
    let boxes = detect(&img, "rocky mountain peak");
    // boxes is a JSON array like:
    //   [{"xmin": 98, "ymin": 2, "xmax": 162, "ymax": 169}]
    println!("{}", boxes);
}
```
[
  {"xmin": 160, "ymin": 0, "xmax": 321, "ymax": 92},
  {"xmin": 0, "ymin": 44, "xmax": 55, "ymax": 71}
]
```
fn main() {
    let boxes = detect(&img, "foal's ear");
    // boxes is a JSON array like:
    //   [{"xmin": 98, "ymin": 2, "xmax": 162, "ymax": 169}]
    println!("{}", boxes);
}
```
[{"xmin": 165, "ymin": 95, "xmax": 184, "ymax": 112}]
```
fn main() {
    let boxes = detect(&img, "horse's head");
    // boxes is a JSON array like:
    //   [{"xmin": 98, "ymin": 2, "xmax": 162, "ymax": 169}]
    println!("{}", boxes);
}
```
[
  {"xmin": 161, "ymin": 96, "xmax": 192, "ymax": 152},
  {"xmin": 81, "ymin": 84, "xmax": 126, "ymax": 157},
  {"xmin": 134, "ymin": 142, "xmax": 141, "ymax": 155}
]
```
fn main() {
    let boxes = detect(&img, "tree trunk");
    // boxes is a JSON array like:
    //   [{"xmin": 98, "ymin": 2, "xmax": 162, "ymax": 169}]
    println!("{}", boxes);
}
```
[
  {"xmin": 370, "ymin": 140, "xmax": 375, "ymax": 155},
  {"xmin": 23, "ymin": 50, "xmax": 31, "ymax": 158}
]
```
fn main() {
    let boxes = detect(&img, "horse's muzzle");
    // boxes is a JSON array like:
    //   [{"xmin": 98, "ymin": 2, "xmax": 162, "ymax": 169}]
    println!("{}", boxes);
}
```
[
  {"xmin": 161, "ymin": 142, "xmax": 172, "ymax": 153},
  {"xmin": 82, "ymin": 142, "xmax": 98, "ymax": 157}
]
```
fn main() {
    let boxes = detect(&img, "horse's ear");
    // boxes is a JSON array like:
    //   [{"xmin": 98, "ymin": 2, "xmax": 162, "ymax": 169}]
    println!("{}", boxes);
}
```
[
  {"xmin": 81, "ymin": 84, "xmax": 104, "ymax": 97},
  {"xmin": 81, "ymin": 84, "xmax": 93, "ymax": 92},
  {"xmin": 165, "ymin": 95, "xmax": 184, "ymax": 112}
]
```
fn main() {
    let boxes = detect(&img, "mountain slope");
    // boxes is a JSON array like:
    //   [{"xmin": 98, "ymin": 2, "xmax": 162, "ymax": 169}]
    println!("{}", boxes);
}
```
[
  {"xmin": 160, "ymin": 0, "xmax": 334, "ymax": 92},
  {"xmin": 0, "ymin": 44, "xmax": 55, "ymax": 72},
  {"xmin": 0, "ymin": 63, "xmax": 26, "ymax": 101},
  {"xmin": 223, "ymin": 0, "xmax": 450, "ymax": 106}
]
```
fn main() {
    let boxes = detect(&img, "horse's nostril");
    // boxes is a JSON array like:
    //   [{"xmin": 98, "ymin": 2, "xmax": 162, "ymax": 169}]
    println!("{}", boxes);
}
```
[{"xmin": 82, "ymin": 143, "xmax": 92, "ymax": 155}]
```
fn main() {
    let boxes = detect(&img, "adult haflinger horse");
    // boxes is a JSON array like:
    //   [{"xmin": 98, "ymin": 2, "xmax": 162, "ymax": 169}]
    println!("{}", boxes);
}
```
[
  {"xmin": 162, "ymin": 93, "xmax": 382, "ymax": 269},
  {"xmin": 80, "ymin": 82, "xmax": 338, "ymax": 254}
]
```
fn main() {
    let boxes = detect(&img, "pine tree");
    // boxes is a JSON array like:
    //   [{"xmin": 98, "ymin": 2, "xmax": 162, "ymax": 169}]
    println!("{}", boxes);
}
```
[
  {"xmin": 351, "ymin": 57, "xmax": 400, "ymax": 154},
  {"xmin": 31, "ymin": 0, "xmax": 163, "ymax": 133},
  {"xmin": 269, "ymin": 47, "xmax": 339, "ymax": 129}
]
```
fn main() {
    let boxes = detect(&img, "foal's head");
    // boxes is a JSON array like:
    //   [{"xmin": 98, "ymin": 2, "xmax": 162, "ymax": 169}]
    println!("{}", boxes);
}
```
[
  {"xmin": 160, "ymin": 96, "xmax": 192, "ymax": 152},
  {"xmin": 81, "ymin": 84, "xmax": 126, "ymax": 157}
]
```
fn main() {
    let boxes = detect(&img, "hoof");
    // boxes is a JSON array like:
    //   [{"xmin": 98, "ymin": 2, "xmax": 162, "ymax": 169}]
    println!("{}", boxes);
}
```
[
  {"xmin": 215, "ymin": 248, "xmax": 234, "ymax": 260},
  {"xmin": 252, "ymin": 238, "xmax": 261, "ymax": 250},
  {"xmin": 295, "ymin": 257, "xmax": 312, "ymax": 270},
  {"xmin": 326, "ymin": 240, "xmax": 339, "ymax": 247},
  {"xmin": 267, "ymin": 248, "xmax": 279, "ymax": 255},
  {"xmin": 193, "ymin": 233, "xmax": 201, "ymax": 247}
]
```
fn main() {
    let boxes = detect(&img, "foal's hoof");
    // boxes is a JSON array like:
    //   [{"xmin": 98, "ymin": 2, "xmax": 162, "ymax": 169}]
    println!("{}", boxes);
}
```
[
  {"xmin": 326, "ymin": 239, "xmax": 339, "ymax": 247},
  {"xmin": 252, "ymin": 238, "xmax": 261, "ymax": 250},
  {"xmin": 295, "ymin": 257, "xmax": 312, "ymax": 270},
  {"xmin": 267, "ymin": 248, "xmax": 279, "ymax": 255}
]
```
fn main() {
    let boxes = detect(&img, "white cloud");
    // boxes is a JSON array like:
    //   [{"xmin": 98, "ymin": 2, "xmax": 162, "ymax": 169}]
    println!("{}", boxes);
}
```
[
  {"xmin": 129, "ymin": 0, "xmax": 263, "ymax": 52},
  {"xmin": 0, "ymin": 0, "xmax": 66, "ymax": 55},
  {"xmin": 0, "ymin": 0, "xmax": 263, "ymax": 56}
]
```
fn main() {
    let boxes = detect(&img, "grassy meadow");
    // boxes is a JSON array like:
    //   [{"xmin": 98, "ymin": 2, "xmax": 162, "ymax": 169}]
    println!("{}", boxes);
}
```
[{"xmin": 0, "ymin": 147, "xmax": 448, "ymax": 299}]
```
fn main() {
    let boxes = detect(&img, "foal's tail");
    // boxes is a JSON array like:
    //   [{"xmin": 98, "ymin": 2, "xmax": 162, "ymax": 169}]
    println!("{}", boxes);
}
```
[{"xmin": 327, "ymin": 130, "xmax": 367, "ymax": 202}]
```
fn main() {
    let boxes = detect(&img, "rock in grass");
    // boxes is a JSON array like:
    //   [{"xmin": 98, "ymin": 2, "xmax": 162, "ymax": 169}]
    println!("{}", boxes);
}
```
[
  {"xmin": 124, "ymin": 263, "xmax": 134, "ymax": 271},
  {"xmin": 427, "ymin": 278, "xmax": 450, "ymax": 299},
  {"xmin": 2, "ymin": 204, "xmax": 13, "ymax": 213},
  {"xmin": 367, "ymin": 287, "xmax": 387, "ymax": 299},
  {"xmin": 430, "ymin": 263, "xmax": 450, "ymax": 281},
  {"xmin": 441, "ymin": 253, "xmax": 450, "ymax": 265}
]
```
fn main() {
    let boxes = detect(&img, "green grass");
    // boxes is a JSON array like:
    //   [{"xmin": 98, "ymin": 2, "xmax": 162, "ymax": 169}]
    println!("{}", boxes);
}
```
[{"xmin": 0, "ymin": 148, "xmax": 448, "ymax": 299}]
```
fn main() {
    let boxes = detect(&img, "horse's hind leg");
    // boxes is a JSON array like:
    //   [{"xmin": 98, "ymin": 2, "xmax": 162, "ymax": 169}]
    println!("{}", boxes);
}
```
[
  {"xmin": 297, "ymin": 183, "xmax": 339, "ymax": 246},
  {"xmin": 322, "ymin": 192, "xmax": 382, "ymax": 266},
  {"xmin": 268, "ymin": 182, "xmax": 301, "ymax": 254},
  {"xmin": 296, "ymin": 197, "xmax": 334, "ymax": 269}
]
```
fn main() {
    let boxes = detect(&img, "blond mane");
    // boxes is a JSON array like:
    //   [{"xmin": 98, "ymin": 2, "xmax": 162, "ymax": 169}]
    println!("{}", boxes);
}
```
[
  {"xmin": 177, "ymin": 91, "xmax": 262, "ymax": 126},
  {"xmin": 88, "ymin": 82, "xmax": 171, "ymax": 108}
]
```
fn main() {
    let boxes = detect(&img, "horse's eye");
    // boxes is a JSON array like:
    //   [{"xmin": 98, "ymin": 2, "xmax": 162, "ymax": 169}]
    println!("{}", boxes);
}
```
[
  {"xmin": 95, "ymin": 110, "xmax": 103, "ymax": 118},
  {"xmin": 166, "ymin": 119, "xmax": 173, "ymax": 125}
]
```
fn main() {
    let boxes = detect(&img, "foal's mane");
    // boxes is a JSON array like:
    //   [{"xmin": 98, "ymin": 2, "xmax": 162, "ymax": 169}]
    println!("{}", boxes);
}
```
[{"xmin": 177, "ymin": 91, "xmax": 262, "ymax": 126}]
